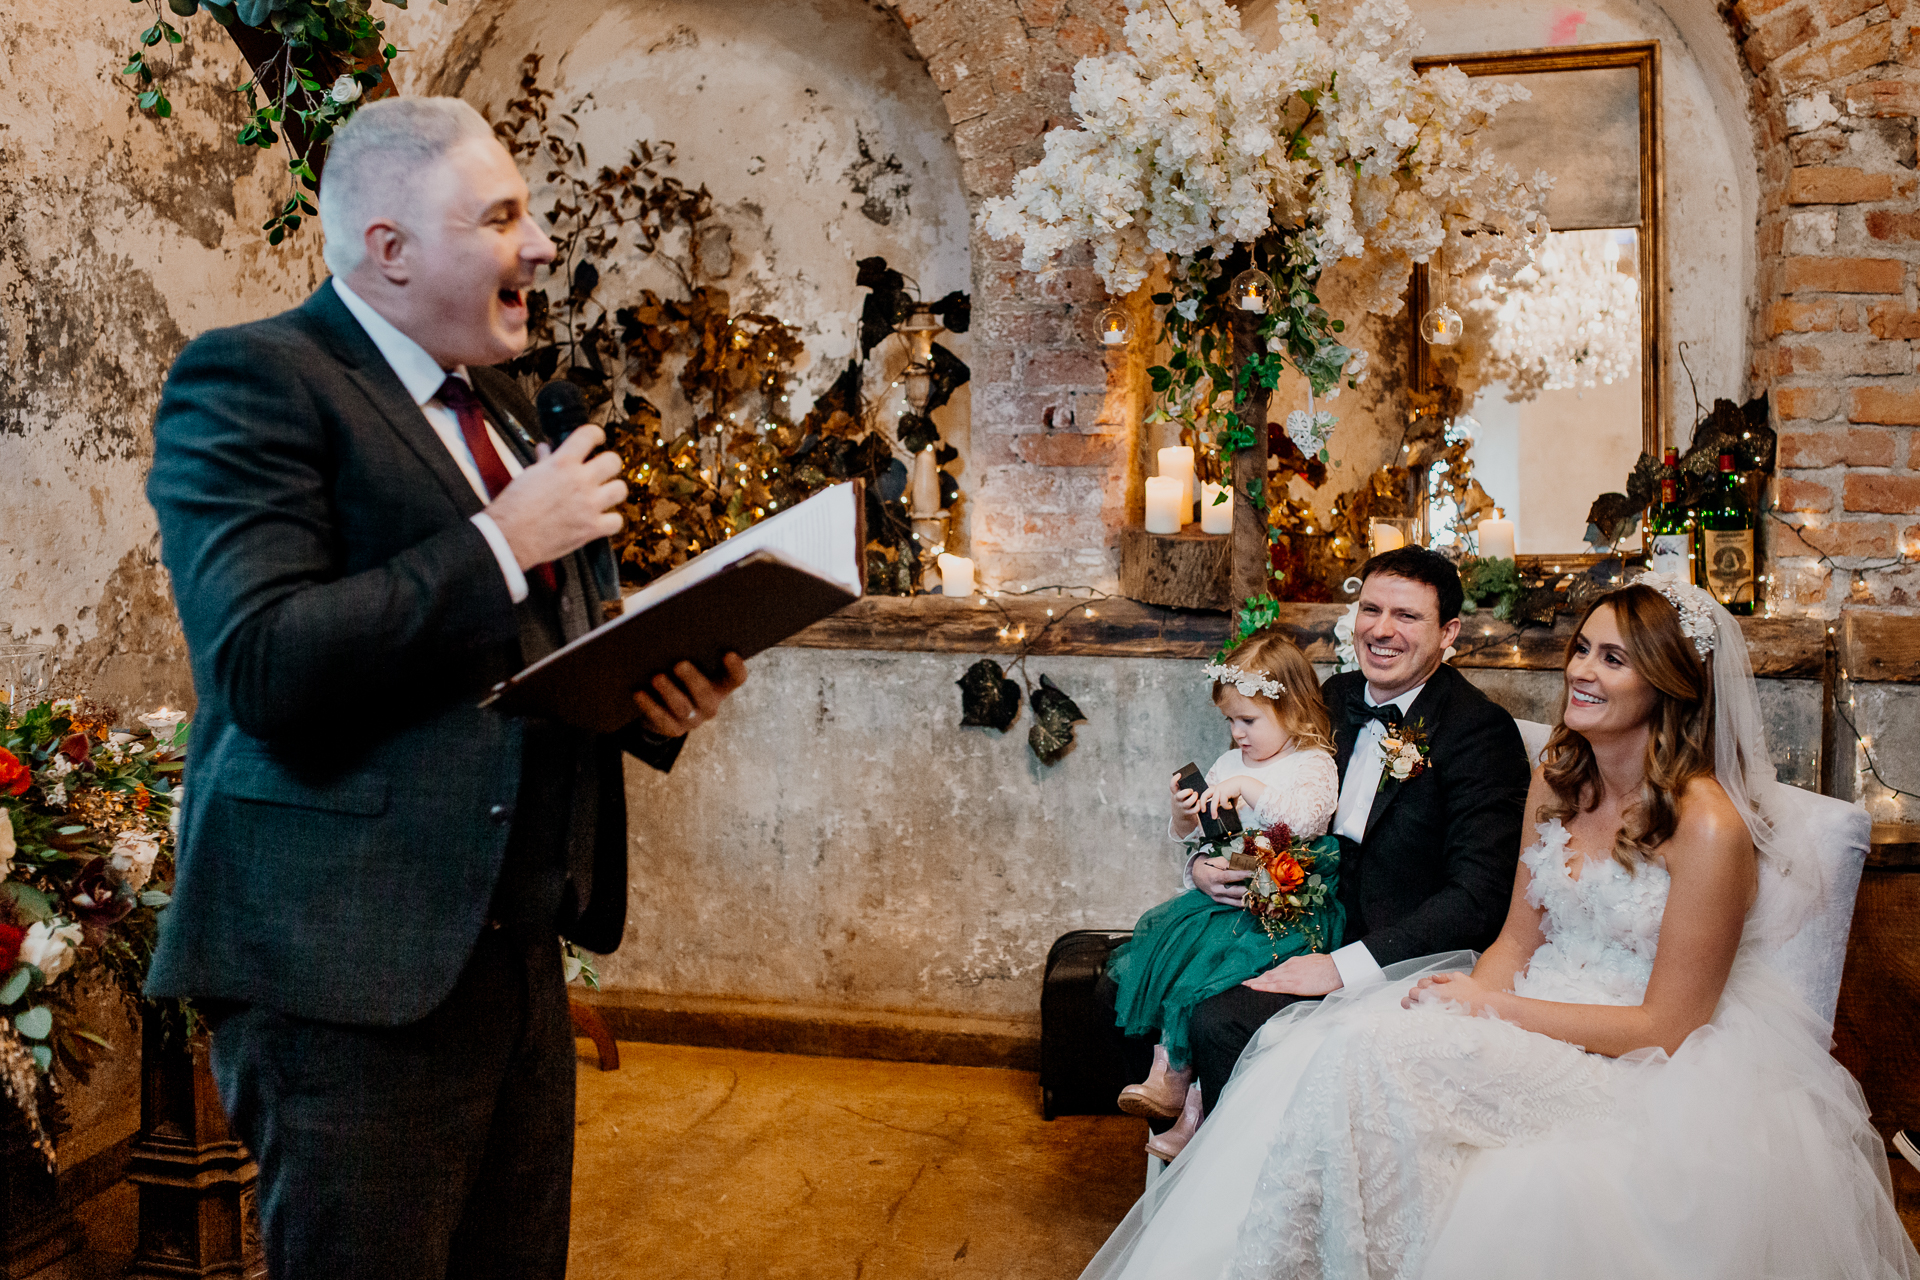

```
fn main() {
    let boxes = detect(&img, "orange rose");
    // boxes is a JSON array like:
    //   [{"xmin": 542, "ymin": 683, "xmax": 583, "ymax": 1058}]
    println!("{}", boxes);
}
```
[
  {"xmin": 1265, "ymin": 850, "xmax": 1306, "ymax": 893},
  {"xmin": 0, "ymin": 748, "xmax": 28, "ymax": 797}
]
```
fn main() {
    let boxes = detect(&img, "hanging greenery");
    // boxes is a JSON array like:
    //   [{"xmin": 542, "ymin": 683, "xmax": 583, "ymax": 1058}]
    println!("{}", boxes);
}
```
[
  {"xmin": 489, "ymin": 56, "xmax": 970, "ymax": 594},
  {"xmin": 118, "ymin": 0, "xmax": 438, "ymax": 243}
]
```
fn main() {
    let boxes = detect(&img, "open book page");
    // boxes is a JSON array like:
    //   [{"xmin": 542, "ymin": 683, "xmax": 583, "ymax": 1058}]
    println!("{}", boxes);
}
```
[{"xmin": 621, "ymin": 481, "xmax": 861, "ymax": 616}]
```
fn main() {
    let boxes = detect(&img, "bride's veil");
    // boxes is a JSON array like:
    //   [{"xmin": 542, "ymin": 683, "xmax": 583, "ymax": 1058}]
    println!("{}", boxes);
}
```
[{"xmin": 1634, "ymin": 572, "xmax": 1823, "ymax": 947}]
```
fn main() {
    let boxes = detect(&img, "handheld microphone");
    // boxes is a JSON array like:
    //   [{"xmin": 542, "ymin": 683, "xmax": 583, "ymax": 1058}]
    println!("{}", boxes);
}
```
[{"xmin": 534, "ymin": 380, "xmax": 591, "ymax": 445}]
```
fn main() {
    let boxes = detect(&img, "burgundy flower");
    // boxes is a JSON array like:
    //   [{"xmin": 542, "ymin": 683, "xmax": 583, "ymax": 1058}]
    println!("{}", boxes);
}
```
[
  {"xmin": 0, "ymin": 921, "xmax": 22, "ymax": 973},
  {"xmin": 67, "ymin": 857, "xmax": 135, "ymax": 926},
  {"xmin": 59, "ymin": 733, "xmax": 91, "ymax": 765},
  {"xmin": 0, "ymin": 749, "xmax": 27, "ymax": 797}
]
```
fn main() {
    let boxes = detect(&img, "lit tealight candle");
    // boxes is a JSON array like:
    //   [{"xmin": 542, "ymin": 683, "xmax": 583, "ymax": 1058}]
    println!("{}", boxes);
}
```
[
  {"xmin": 1200, "ymin": 482, "xmax": 1233, "ymax": 534},
  {"xmin": 1157, "ymin": 445, "xmax": 1196, "ymax": 523},
  {"xmin": 1478, "ymin": 508, "xmax": 1517, "ymax": 561},
  {"xmin": 937, "ymin": 553, "xmax": 975, "ymax": 598},
  {"xmin": 1145, "ymin": 476, "xmax": 1184, "ymax": 535},
  {"xmin": 1369, "ymin": 521, "xmax": 1407, "ymax": 554}
]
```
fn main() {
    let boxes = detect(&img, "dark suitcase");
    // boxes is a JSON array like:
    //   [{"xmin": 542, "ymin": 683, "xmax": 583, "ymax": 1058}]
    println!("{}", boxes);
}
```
[{"xmin": 1039, "ymin": 928, "xmax": 1139, "ymax": 1120}]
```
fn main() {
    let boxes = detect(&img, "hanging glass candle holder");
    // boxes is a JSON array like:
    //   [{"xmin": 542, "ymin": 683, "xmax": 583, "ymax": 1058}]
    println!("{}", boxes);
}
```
[
  {"xmin": 1419, "ymin": 261, "xmax": 1463, "ymax": 347},
  {"xmin": 1230, "ymin": 268, "xmax": 1274, "ymax": 314},
  {"xmin": 1097, "ymin": 306, "xmax": 1133, "ymax": 347}
]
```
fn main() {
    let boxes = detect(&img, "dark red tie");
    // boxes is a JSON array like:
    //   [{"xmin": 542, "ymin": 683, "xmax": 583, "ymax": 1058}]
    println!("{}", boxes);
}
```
[{"xmin": 438, "ymin": 376, "xmax": 556, "ymax": 593}]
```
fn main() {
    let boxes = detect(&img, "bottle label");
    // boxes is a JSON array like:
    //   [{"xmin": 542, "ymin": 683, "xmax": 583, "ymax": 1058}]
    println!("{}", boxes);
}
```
[
  {"xmin": 1648, "ymin": 533, "xmax": 1690, "ymax": 579},
  {"xmin": 1701, "ymin": 529, "xmax": 1756, "ymax": 605}
]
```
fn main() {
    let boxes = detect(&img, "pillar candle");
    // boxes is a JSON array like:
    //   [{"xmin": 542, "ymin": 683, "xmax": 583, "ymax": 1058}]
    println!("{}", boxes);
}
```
[
  {"xmin": 1145, "ymin": 476, "xmax": 1184, "ymax": 534},
  {"xmin": 1369, "ymin": 521, "xmax": 1407, "ymax": 554},
  {"xmin": 1478, "ymin": 509, "xmax": 1517, "ymax": 561},
  {"xmin": 1157, "ymin": 445, "xmax": 1196, "ymax": 521},
  {"xmin": 1200, "ymin": 482, "xmax": 1232, "ymax": 534},
  {"xmin": 911, "ymin": 447, "xmax": 941, "ymax": 516},
  {"xmin": 937, "ymin": 553, "xmax": 975, "ymax": 598}
]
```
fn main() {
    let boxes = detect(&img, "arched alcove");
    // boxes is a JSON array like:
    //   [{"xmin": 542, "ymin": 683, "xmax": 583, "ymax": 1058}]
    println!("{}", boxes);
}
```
[{"xmin": 412, "ymin": 0, "xmax": 981, "ymax": 550}]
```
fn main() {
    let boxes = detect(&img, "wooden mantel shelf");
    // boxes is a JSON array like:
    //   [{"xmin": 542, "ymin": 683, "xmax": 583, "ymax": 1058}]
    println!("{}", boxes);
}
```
[{"xmin": 782, "ymin": 595, "xmax": 1920, "ymax": 682}]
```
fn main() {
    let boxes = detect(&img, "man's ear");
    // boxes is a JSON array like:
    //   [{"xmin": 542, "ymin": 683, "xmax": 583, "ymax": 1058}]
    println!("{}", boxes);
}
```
[
  {"xmin": 363, "ymin": 219, "xmax": 410, "ymax": 285},
  {"xmin": 1440, "ymin": 615, "xmax": 1463, "ymax": 650}
]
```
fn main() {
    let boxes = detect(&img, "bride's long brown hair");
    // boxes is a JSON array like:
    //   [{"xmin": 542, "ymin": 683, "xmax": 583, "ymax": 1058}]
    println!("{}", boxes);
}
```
[{"xmin": 1539, "ymin": 584, "xmax": 1716, "ymax": 870}]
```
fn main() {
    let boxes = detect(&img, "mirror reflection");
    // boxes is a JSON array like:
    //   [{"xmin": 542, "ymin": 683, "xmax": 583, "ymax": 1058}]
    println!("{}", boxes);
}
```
[{"xmin": 1433, "ymin": 228, "xmax": 1644, "ymax": 555}]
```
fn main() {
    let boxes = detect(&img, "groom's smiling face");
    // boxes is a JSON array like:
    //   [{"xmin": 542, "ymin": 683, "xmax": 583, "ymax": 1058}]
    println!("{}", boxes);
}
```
[{"xmin": 1354, "ymin": 573, "xmax": 1461, "ymax": 701}]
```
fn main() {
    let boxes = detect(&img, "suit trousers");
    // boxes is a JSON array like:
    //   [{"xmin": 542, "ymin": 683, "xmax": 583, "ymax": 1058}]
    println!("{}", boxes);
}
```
[
  {"xmin": 209, "ymin": 923, "xmax": 574, "ymax": 1280},
  {"xmin": 1189, "ymin": 984, "xmax": 1305, "ymax": 1114}
]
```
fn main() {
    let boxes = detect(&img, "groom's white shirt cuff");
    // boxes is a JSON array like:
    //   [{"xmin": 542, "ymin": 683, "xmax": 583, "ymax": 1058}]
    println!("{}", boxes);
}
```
[{"xmin": 1331, "ymin": 940, "xmax": 1385, "ymax": 990}]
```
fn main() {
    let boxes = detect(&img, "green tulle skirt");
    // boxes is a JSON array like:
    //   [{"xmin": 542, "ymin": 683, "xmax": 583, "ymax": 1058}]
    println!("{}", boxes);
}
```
[{"xmin": 1107, "ymin": 835, "xmax": 1344, "ymax": 1069}]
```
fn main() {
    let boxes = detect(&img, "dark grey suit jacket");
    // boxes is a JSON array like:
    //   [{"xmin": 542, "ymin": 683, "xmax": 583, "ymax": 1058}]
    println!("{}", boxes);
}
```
[
  {"xmin": 1323, "ymin": 663, "xmax": 1531, "ymax": 968},
  {"xmin": 145, "ymin": 283, "xmax": 677, "ymax": 1026}
]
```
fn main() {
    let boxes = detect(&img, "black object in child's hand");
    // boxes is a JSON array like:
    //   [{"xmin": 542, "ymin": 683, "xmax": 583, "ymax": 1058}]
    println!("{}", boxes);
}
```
[{"xmin": 1175, "ymin": 761, "xmax": 1243, "ymax": 839}]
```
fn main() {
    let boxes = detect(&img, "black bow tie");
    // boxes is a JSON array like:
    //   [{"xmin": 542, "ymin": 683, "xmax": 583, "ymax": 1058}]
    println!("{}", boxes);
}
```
[{"xmin": 1349, "ymin": 694, "xmax": 1402, "ymax": 731}]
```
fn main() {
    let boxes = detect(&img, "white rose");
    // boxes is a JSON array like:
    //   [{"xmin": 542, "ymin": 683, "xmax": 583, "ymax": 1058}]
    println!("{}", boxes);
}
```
[
  {"xmin": 328, "ymin": 74, "xmax": 363, "ymax": 105},
  {"xmin": 1390, "ymin": 756, "xmax": 1414, "ymax": 780},
  {"xmin": 109, "ymin": 829, "xmax": 163, "ymax": 891},
  {"xmin": 0, "ymin": 808, "xmax": 13, "ymax": 882},
  {"xmin": 19, "ymin": 920, "xmax": 82, "ymax": 981}
]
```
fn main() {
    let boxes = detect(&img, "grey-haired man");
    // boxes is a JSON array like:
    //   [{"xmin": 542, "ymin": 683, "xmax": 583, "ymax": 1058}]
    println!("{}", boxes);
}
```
[{"xmin": 146, "ymin": 97, "xmax": 743, "ymax": 1278}]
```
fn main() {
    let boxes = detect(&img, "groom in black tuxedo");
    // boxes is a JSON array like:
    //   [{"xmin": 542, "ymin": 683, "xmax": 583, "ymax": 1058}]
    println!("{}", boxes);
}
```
[
  {"xmin": 146, "ymin": 98, "xmax": 746, "ymax": 1278},
  {"xmin": 1186, "ymin": 547, "xmax": 1530, "ymax": 1112}
]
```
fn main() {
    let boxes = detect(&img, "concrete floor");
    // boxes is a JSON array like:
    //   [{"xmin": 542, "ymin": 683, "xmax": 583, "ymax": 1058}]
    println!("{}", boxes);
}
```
[{"xmin": 566, "ymin": 1041, "xmax": 1146, "ymax": 1280}]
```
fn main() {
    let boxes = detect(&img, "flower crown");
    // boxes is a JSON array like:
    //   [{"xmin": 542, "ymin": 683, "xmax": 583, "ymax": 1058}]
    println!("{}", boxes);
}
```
[
  {"xmin": 1632, "ymin": 572, "xmax": 1717, "ymax": 658},
  {"xmin": 1204, "ymin": 661, "xmax": 1285, "ymax": 699}
]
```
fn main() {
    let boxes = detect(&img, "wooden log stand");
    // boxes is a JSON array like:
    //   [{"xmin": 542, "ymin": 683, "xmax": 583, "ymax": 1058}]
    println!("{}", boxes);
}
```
[{"xmin": 1118, "ymin": 527, "xmax": 1231, "ymax": 611}]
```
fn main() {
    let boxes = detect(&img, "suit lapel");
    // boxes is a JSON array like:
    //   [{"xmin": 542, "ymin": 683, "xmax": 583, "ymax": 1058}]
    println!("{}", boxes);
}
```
[
  {"xmin": 1361, "ymin": 668, "xmax": 1452, "ymax": 836},
  {"xmin": 300, "ymin": 284, "xmax": 484, "ymax": 520}
]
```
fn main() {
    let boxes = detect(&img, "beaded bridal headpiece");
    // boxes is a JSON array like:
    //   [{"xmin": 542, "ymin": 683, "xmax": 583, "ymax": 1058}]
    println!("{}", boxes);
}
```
[
  {"xmin": 1203, "ymin": 662, "xmax": 1285, "ymax": 699},
  {"xmin": 1632, "ymin": 571, "xmax": 1718, "ymax": 658}
]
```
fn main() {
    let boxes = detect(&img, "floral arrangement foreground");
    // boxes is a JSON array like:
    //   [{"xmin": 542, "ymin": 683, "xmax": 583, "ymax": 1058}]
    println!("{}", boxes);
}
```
[{"xmin": 0, "ymin": 697, "xmax": 183, "ymax": 1166}]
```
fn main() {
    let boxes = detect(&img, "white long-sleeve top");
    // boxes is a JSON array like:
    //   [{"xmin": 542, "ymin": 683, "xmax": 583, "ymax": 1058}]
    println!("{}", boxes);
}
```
[{"xmin": 1175, "ymin": 746, "xmax": 1340, "ymax": 890}]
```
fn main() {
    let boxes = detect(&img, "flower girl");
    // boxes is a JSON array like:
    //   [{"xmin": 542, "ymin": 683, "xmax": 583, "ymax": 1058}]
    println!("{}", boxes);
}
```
[{"xmin": 1105, "ymin": 632, "xmax": 1342, "ymax": 1159}]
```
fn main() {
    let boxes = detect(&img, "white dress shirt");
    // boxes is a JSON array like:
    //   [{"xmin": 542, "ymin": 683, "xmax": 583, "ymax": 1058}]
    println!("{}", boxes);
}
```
[
  {"xmin": 1326, "ymin": 680, "xmax": 1426, "ymax": 991},
  {"xmin": 331, "ymin": 278, "xmax": 530, "ymax": 604}
]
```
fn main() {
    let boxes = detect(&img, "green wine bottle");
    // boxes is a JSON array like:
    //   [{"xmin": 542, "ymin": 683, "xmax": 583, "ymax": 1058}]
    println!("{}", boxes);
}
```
[
  {"xmin": 1696, "ymin": 452, "xmax": 1755, "ymax": 615},
  {"xmin": 1646, "ymin": 449, "xmax": 1690, "ymax": 580}
]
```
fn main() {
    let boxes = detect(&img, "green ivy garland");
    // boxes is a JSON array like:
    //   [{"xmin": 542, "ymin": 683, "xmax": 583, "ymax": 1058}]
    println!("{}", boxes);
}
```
[{"xmin": 118, "ymin": 0, "xmax": 443, "ymax": 243}]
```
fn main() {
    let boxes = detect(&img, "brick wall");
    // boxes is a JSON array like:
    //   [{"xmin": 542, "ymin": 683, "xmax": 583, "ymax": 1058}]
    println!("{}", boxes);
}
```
[
  {"xmin": 891, "ymin": 0, "xmax": 1147, "ymax": 591},
  {"xmin": 1734, "ymin": 0, "xmax": 1920, "ymax": 611}
]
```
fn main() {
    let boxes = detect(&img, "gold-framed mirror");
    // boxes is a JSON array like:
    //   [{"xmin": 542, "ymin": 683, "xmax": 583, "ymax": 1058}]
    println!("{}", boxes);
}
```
[{"xmin": 1411, "ymin": 41, "xmax": 1663, "ymax": 557}]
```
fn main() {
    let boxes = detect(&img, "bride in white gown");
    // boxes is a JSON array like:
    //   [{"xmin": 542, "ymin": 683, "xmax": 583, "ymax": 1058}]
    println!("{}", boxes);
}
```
[{"xmin": 1083, "ymin": 575, "xmax": 1919, "ymax": 1279}]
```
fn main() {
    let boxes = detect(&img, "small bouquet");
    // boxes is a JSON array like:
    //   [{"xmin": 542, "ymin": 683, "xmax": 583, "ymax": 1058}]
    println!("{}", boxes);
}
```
[
  {"xmin": 1378, "ymin": 720, "xmax": 1431, "ymax": 790},
  {"xmin": 1192, "ymin": 821, "xmax": 1338, "ymax": 955},
  {"xmin": 0, "ymin": 696, "xmax": 184, "ymax": 1166}
]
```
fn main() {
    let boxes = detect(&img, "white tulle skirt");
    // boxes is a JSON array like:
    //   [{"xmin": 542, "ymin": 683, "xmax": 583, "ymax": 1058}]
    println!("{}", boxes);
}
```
[{"xmin": 1080, "ymin": 951, "xmax": 1917, "ymax": 1280}]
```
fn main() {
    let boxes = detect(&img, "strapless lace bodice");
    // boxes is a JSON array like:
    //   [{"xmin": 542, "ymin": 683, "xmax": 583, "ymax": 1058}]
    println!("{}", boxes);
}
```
[{"xmin": 1514, "ymin": 819, "xmax": 1669, "ymax": 1006}]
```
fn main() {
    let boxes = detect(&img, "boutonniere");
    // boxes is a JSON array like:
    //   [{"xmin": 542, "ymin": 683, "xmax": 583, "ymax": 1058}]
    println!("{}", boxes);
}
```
[{"xmin": 1377, "ymin": 718, "xmax": 1431, "ymax": 791}]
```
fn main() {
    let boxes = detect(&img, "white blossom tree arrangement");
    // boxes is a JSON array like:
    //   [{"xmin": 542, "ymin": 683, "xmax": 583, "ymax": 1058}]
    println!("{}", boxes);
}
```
[{"xmin": 982, "ymin": 0, "xmax": 1548, "ymax": 610}]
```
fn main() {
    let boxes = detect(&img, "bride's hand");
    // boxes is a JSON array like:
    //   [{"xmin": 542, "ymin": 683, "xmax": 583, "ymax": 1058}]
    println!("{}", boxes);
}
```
[{"xmin": 1401, "ymin": 971, "xmax": 1496, "ymax": 1014}]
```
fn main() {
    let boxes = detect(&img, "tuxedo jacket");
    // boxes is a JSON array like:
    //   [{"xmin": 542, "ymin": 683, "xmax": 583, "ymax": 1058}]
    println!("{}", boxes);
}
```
[
  {"xmin": 1322, "ymin": 664, "xmax": 1531, "ymax": 968},
  {"xmin": 145, "ymin": 283, "xmax": 678, "ymax": 1026}
]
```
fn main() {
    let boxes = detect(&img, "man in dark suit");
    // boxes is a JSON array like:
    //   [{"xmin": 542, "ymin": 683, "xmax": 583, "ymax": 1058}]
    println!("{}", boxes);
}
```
[
  {"xmin": 144, "ymin": 97, "xmax": 743, "ymax": 1279},
  {"xmin": 1185, "ymin": 547, "xmax": 1530, "ymax": 1113}
]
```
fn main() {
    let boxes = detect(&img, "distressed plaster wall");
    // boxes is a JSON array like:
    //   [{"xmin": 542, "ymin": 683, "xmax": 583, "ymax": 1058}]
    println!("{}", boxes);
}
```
[
  {"xmin": 424, "ymin": 0, "xmax": 982, "ymax": 547},
  {"xmin": 611, "ymin": 647, "xmax": 1829, "ymax": 1032},
  {"xmin": 0, "ymin": 0, "xmax": 325, "ymax": 715}
]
